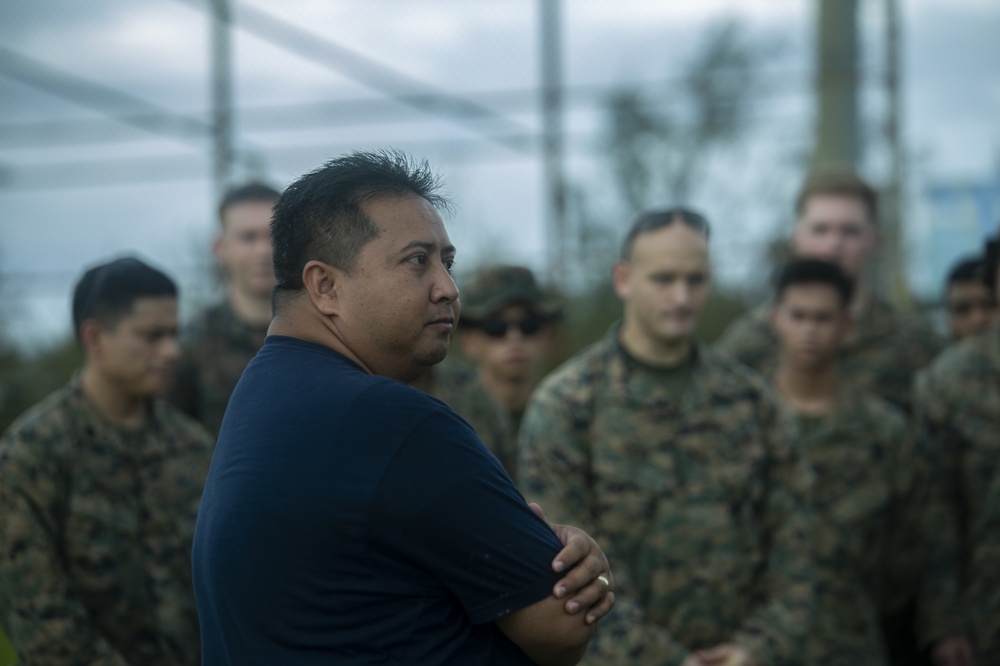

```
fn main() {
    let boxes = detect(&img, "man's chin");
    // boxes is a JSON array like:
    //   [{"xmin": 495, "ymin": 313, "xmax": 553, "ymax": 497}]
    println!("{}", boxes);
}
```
[{"xmin": 415, "ymin": 343, "xmax": 450, "ymax": 368}]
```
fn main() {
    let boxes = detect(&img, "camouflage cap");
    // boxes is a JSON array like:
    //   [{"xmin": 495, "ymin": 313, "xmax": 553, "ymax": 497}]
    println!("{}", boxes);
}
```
[{"xmin": 460, "ymin": 265, "xmax": 561, "ymax": 322}]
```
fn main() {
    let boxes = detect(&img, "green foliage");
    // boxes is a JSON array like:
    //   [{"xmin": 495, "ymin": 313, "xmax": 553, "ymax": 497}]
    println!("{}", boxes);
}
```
[{"xmin": 0, "ymin": 336, "xmax": 82, "ymax": 434}]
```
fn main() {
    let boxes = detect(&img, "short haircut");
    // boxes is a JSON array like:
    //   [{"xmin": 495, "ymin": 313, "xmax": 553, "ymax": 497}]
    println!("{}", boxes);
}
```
[
  {"xmin": 270, "ymin": 150, "xmax": 449, "ymax": 302},
  {"xmin": 72, "ymin": 256, "xmax": 177, "ymax": 343},
  {"xmin": 794, "ymin": 167, "xmax": 878, "ymax": 224},
  {"xmin": 218, "ymin": 182, "xmax": 282, "ymax": 225},
  {"xmin": 620, "ymin": 207, "xmax": 711, "ymax": 261},
  {"xmin": 774, "ymin": 259, "xmax": 854, "ymax": 308},
  {"xmin": 946, "ymin": 255, "xmax": 987, "ymax": 288}
]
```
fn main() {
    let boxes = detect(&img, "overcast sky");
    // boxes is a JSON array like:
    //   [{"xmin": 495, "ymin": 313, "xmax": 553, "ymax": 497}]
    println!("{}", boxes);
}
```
[{"xmin": 1, "ymin": 0, "xmax": 997, "ymax": 349}]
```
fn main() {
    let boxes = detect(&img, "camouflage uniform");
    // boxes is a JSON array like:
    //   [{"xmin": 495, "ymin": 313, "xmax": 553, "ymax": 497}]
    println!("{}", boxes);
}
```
[
  {"xmin": 914, "ymin": 328, "xmax": 1000, "ymax": 663},
  {"xmin": 0, "ymin": 376, "xmax": 213, "ymax": 665},
  {"xmin": 519, "ymin": 330, "xmax": 814, "ymax": 666},
  {"xmin": 716, "ymin": 298, "xmax": 942, "ymax": 413},
  {"xmin": 167, "ymin": 300, "xmax": 268, "ymax": 438},
  {"xmin": 417, "ymin": 359, "xmax": 518, "ymax": 480},
  {"xmin": 783, "ymin": 387, "xmax": 929, "ymax": 666}
]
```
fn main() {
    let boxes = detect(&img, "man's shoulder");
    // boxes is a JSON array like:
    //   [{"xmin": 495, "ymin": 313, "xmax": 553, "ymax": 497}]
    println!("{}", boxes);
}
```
[
  {"xmin": 0, "ymin": 382, "xmax": 83, "ymax": 479},
  {"xmin": 153, "ymin": 400, "xmax": 215, "ymax": 450},
  {"xmin": 714, "ymin": 302, "xmax": 777, "ymax": 367},
  {"xmin": 719, "ymin": 302, "xmax": 772, "ymax": 336},
  {"xmin": 842, "ymin": 387, "xmax": 909, "ymax": 436},
  {"xmin": 533, "ymin": 337, "xmax": 617, "ymax": 401},
  {"xmin": 918, "ymin": 329, "xmax": 999, "ymax": 392},
  {"xmin": 696, "ymin": 345, "xmax": 778, "ymax": 402}
]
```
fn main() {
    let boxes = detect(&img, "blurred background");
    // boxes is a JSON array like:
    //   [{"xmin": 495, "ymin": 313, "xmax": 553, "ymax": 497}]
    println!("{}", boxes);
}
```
[{"xmin": 1, "ymin": 0, "xmax": 998, "ymax": 427}]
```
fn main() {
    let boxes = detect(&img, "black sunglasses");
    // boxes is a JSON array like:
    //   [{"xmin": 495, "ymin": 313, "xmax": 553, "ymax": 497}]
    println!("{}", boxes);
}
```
[{"xmin": 476, "ymin": 316, "xmax": 545, "ymax": 339}]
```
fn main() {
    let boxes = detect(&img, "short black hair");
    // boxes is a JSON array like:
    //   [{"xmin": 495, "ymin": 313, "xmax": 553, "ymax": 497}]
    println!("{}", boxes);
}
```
[
  {"xmin": 72, "ymin": 256, "xmax": 177, "ymax": 343},
  {"xmin": 946, "ymin": 255, "xmax": 987, "ymax": 288},
  {"xmin": 218, "ymin": 182, "xmax": 282, "ymax": 225},
  {"xmin": 774, "ymin": 259, "xmax": 854, "ymax": 308},
  {"xmin": 270, "ymin": 149, "xmax": 449, "ymax": 303},
  {"xmin": 620, "ymin": 207, "xmax": 711, "ymax": 261}
]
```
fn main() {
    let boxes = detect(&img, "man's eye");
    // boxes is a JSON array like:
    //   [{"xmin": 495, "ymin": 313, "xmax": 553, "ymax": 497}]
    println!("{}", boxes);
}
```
[
  {"xmin": 407, "ymin": 254, "xmax": 427, "ymax": 266},
  {"xmin": 444, "ymin": 259, "xmax": 456, "ymax": 273}
]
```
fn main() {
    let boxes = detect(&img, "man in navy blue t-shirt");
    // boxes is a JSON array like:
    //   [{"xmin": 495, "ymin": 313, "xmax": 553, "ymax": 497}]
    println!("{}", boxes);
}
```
[{"xmin": 193, "ymin": 150, "xmax": 615, "ymax": 665}]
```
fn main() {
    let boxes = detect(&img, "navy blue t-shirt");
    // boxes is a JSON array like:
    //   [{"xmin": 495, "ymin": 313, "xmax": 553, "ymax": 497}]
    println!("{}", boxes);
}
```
[{"xmin": 193, "ymin": 336, "xmax": 564, "ymax": 665}]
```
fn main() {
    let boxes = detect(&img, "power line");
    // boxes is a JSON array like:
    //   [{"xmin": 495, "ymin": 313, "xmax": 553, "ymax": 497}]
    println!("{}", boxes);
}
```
[
  {"xmin": 169, "ymin": 0, "xmax": 534, "ymax": 153},
  {"xmin": 0, "ymin": 45, "xmax": 210, "ymax": 147},
  {"xmin": 0, "ymin": 67, "xmax": 818, "ymax": 150}
]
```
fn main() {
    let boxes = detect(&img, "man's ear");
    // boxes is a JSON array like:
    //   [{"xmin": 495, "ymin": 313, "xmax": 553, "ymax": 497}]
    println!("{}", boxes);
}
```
[
  {"xmin": 79, "ymin": 319, "xmax": 104, "ymax": 359},
  {"xmin": 302, "ymin": 260, "xmax": 342, "ymax": 316},
  {"xmin": 611, "ymin": 260, "xmax": 631, "ymax": 301}
]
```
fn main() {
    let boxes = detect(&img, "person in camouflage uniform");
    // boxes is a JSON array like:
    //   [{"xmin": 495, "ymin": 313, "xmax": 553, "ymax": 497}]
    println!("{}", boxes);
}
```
[
  {"xmin": 914, "ymin": 234, "xmax": 1000, "ymax": 666},
  {"xmin": 520, "ymin": 208, "xmax": 814, "ymax": 666},
  {"xmin": 942, "ymin": 255, "xmax": 998, "ymax": 341},
  {"xmin": 716, "ymin": 168, "xmax": 942, "ymax": 414},
  {"xmin": 0, "ymin": 257, "xmax": 213, "ymax": 665},
  {"xmin": 168, "ymin": 183, "xmax": 280, "ymax": 438},
  {"xmin": 767, "ymin": 259, "xmax": 942, "ymax": 665},
  {"xmin": 456, "ymin": 265, "xmax": 562, "ymax": 433}
]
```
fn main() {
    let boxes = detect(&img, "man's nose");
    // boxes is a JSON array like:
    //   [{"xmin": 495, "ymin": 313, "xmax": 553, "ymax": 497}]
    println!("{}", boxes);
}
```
[{"xmin": 432, "ymin": 266, "xmax": 459, "ymax": 304}]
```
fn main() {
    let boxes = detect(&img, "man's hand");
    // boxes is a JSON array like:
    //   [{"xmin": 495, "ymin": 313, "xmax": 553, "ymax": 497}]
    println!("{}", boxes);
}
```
[
  {"xmin": 932, "ymin": 636, "xmax": 975, "ymax": 666},
  {"xmin": 693, "ymin": 643, "xmax": 756, "ymax": 666},
  {"xmin": 529, "ymin": 502, "xmax": 615, "ymax": 624}
]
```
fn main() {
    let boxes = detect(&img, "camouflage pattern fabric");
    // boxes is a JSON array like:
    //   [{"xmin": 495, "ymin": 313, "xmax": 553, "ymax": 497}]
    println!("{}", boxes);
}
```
[
  {"xmin": 716, "ymin": 298, "xmax": 943, "ymax": 414},
  {"xmin": 914, "ymin": 328, "xmax": 1000, "ymax": 663},
  {"xmin": 167, "ymin": 300, "xmax": 269, "ymax": 439},
  {"xmin": 418, "ymin": 360, "xmax": 518, "ymax": 481},
  {"xmin": 0, "ymin": 377, "xmax": 213, "ymax": 665},
  {"xmin": 519, "ymin": 330, "xmax": 815, "ymax": 666},
  {"xmin": 784, "ymin": 387, "xmax": 929, "ymax": 666}
]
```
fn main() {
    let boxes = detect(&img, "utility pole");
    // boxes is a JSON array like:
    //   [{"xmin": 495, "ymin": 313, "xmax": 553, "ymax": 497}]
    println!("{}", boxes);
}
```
[
  {"xmin": 813, "ymin": 0, "xmax": 860, "ymax": 167},
  {"xmin": 882, "ymin": 0, "xmax": 909, "ymax": 303},
  {"xmin": 539, "ymin": 0, "xmax": 567, "ymax": 285},
  {"xmin": 210, "ymin": 0, "xmax": 233, "ymax": 199}
]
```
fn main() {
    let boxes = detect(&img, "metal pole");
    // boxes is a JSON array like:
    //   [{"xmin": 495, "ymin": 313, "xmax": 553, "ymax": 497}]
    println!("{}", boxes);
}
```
[
  {"xmin": 813, "ymin": 0, "xmax": 859, "ymax": 167},
  {"xmin": 883, "ymin": 0, "xmax": 909, "ymax": 303},
  {"xmin": 539, "ymin": 0, "xmax": 566, "ymax": 284},
  {"xmin": 211, "ymin": 0, "xmax": 233, "ymax": 199}
]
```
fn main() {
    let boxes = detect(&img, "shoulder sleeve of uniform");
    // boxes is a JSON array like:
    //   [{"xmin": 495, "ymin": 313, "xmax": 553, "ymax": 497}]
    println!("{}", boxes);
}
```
[
  {"xmin": 157, "ymin": 401, "xmax": 215, "ymax": 449},
  {"xmin": 0, "ymin": 390, "xmax": 76, "ymax": 491},
  {"xmin": 518, "ymin": 345, "xmax": 607, "ymax": 531},
  {"xmin": 713, "ymin": 304, "xmax": 776, "ymax": 371}
]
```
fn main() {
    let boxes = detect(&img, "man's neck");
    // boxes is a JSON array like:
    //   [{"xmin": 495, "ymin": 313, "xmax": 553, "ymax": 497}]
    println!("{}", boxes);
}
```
[
  {"xmin": 80, "ymin": 366, "xmax": 148, "ymax": 428},
  {"xmin": 478, "ymin": 370, "xmax": 533, "ymax": 417},
  {"xmin": 619, "ymin": 324, "xmax": 693, "ymax": 367},
  {"xmin": 228, "ymin": 286, "xmax": 272, "ymax": 327},
  {"xmin": 774, "ymin": 359, "xmax": 838, "ymax": 416}
]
